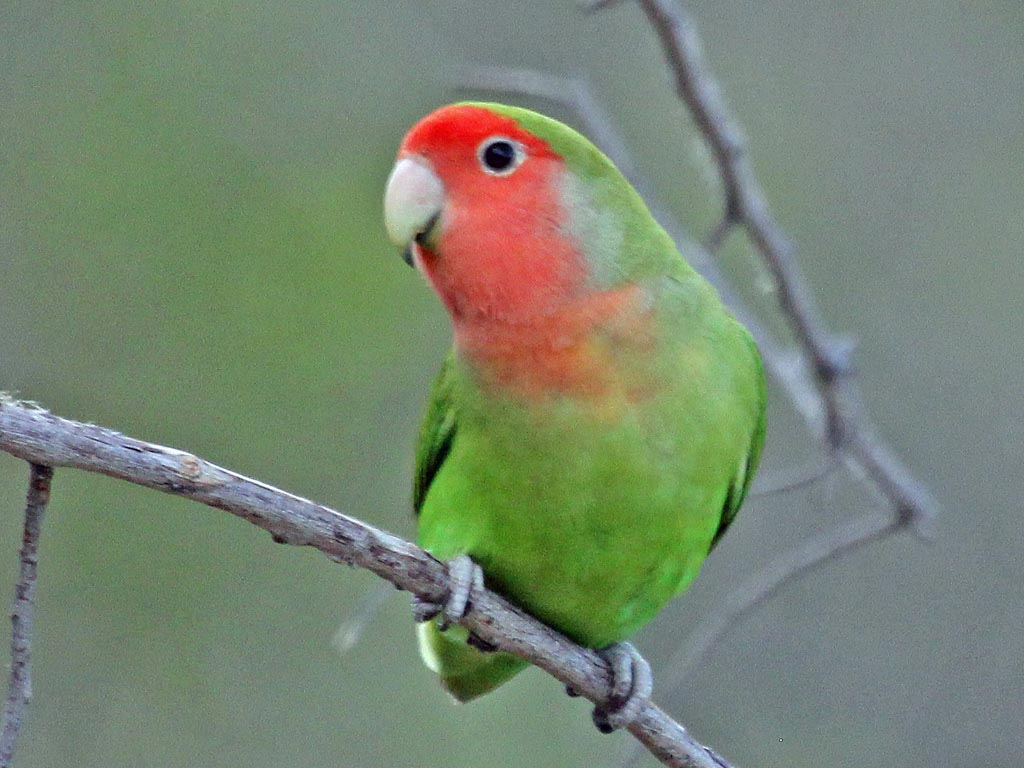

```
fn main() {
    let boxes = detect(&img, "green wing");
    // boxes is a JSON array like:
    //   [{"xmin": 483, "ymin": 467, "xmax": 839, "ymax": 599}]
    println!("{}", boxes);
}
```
[
  {"xmin": 413, "ymin": 351, "xmax": 458, "ymax": 515},
  {"xmin": 710, "ymin": 327, "xmax": 767, "ymax": 550}
]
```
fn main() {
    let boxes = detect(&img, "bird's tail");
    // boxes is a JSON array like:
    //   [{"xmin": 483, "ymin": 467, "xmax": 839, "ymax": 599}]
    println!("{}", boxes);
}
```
[{"xmin": 416, "ymin": 620, "xmax": 528, "ymax": 701}]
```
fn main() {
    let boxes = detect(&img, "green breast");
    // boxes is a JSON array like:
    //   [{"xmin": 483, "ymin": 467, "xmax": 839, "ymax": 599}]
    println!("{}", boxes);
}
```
[{"xmin": 416, "ymin": 314, "xmax": 758, "ymax": 647}]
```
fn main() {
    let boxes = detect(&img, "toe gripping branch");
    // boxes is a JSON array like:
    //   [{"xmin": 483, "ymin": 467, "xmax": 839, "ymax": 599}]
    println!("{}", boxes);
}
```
[
  {"xmin": 590, "ymin": 642, "xmax": 654, "ymax": 733},
  {"xmin": 411, "ymin": 554, "xmax": 485, "ymax": 631}
]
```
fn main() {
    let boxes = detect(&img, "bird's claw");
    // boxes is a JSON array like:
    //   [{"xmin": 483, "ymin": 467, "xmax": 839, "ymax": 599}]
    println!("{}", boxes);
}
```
[
  {"xmin": 591, "ymin": 642, "xmax": 652, "ymax": 733},
  {"xmin": 411, "ymin": 554, "xmax": 484, "ymax": 631}
]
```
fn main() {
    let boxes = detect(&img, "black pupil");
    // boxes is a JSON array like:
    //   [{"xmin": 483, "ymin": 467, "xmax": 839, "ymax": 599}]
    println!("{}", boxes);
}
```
[{"xmin": 483, "ymin": 141, "xmax": 516, "ymax": 171}]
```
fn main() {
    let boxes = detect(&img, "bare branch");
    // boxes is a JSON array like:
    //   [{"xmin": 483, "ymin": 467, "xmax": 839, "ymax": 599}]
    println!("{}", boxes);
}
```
[
  {"xmin": 701, "ymin": 216, "xmax": 736, "ymax": 254},
  {"xmin": 748, "ymin": 458, "xmax": 837, "ymax": 499},
  {"xmin": 630, "ymin": 0, "xmax": 936, "ymax": 529},
  {"xmin": 634, "ymin": 0, "xmax": 840, "ymax": 381},
  {"xmin": 0, "ymin": 463, "xmax": 52, "ymax": 768},
  {"xmin": 0, "ymin": 397, "xmax": 731, "ymax": 768},
  {"xmin": 660, "ymin": 511, "xmax": 898, "ymax": 692},
  {"xmin": 615, "ymin": 510, "xmax": 899, "ymax": 768}
]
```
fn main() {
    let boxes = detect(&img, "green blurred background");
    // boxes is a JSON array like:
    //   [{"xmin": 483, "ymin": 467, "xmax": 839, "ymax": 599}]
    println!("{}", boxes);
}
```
[{"xmin": 1, "ymin": 2, "xmax": 1021, "ymax": 766}]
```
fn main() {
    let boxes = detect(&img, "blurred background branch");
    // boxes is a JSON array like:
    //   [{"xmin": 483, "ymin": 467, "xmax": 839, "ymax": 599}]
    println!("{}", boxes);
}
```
[{"xmin": 630, "ymin": 0, "xmax": 935, "ymax": 530}]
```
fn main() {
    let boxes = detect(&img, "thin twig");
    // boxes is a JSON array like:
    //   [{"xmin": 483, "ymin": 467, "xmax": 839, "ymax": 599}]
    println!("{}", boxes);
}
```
[
  {"xmin": 636, "ymin": 0, "xmax": 938, "ymax": 616},
  {"xmin": 0, "ymin": 463, "xmax": 53, "ymax": 768},
  {"xmin": 631, "ymin": 0, "xmax": 936, "ymax": 532},
  {"xmin": 635, "ymin": 0, "xmax": 844, "ymax": 390},
  {"xmin": 660, "ymin": 511, "xmax": 898, "ymax": 692},
  {"xmin": 615, "ymin": 510, "xmax": 899, "ymax": 768},
  {"xmin": 701, "ymin": 216, "xmax": 736, "ymax": 254},
  {"xmin": 0, "ymin": 396, "xmax": 731, "ymax": 768},
  {"xmin": 748, "ymin": 458, "xmax": 837, "ymax": 499}
]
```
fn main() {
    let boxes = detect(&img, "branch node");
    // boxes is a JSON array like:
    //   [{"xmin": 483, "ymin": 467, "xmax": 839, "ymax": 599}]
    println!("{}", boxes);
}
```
[
  {"xmin": 703, "ymin": 214, "xmax": 737, "ymax": 253},
  {"xmin": 816, "ymin": 336, "xmax": 857, "ymax": 382},
  {"xmin": 899, "ymin": 502, "xmax": 938, "ymax": 542},
  {"xmin": 631, "ymin": 0, "xmax": 935, "ymax": 542}
]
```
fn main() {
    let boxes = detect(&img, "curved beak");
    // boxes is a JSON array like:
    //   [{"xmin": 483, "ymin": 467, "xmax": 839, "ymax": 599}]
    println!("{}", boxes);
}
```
[{"xmin": 383, "ymin": 156, "xmax": 444, "ymax": 266}]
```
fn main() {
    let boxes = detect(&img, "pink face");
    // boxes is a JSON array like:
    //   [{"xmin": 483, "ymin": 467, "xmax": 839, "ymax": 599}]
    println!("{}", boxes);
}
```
[{"xmin": 384, "ymin": 105, "xmax": 587, "ymax": 325}]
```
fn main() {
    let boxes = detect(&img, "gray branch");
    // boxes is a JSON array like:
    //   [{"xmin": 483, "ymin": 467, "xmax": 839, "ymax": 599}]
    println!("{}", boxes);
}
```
[
  {"xmin": 660, "ymin": 511, "xmax": 898, "ymax": 691},
  {"xmin": 0, "ymin": 396, "xmax": 730, "ymax": 768},
  {"xmin": 0, "ymin": 463, "xmax": 52, "ymax": 768},
  {"xmin": 631, "ymin": 0, "xmax": 936, "ymax": 529}
]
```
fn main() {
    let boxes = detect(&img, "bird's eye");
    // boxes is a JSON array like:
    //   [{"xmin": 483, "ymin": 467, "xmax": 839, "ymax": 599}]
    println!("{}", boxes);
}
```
[{"xmin": 477, "ymin": 138, "xmax": 523, "ymax": 176}]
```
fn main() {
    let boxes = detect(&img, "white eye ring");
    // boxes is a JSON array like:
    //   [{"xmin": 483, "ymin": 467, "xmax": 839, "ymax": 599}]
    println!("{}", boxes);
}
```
[{"xmin": 477, "ymin": 137, "xmax": 525, "ymax": 176}]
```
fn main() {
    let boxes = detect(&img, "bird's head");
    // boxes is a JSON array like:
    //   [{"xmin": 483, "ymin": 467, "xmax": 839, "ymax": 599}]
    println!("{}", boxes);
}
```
[{"xmin": 384, "ymin": 103, "xmax": 612, "ymax": 325}]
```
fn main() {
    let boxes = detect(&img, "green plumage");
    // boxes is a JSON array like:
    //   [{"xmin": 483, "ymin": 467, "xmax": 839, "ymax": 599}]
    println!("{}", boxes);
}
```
[{"xmin": 410, "ymin": 105, "xmax": 766, "ymax": 700}]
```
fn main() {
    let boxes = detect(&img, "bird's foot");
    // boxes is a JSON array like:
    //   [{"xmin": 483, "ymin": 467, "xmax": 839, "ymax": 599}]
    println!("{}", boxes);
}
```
[
  {"xmin": 591, "ymin": 642, "xmax": 652, "ymax": 734},
  {"xmin": 411, "ymin": 554, "xmax": 484, "ymax": 631}
]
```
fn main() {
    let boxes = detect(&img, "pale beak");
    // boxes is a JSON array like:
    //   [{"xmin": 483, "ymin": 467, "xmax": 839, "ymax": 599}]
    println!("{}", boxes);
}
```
[{"xmin": 383, "ymin": 156, "xmax": 444, "ymax": 266}]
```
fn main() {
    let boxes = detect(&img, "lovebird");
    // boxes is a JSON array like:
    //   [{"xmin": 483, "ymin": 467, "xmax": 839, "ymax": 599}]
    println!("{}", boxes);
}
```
[{"xmin": 383, "ymin": 103, "xmax": 765, "ymax": 730}]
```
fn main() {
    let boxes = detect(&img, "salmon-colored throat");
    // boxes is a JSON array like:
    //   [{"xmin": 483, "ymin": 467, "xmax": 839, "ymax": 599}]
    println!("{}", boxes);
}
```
[{"xmin": 452, "ymin": 283, "xmax": 654, "ymax": 403}]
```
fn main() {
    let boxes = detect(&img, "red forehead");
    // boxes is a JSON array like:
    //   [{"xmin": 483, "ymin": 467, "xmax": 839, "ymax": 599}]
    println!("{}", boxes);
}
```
[{"xmin": 399, "ymin": 105, "xmax": 554, "ymax": 160}]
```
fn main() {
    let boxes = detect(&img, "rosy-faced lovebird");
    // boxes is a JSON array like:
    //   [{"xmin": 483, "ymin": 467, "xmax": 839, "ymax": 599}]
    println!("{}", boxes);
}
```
[{"xmin": 383, "ymin": 103, "xmax": 765, "ymax": 730}]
